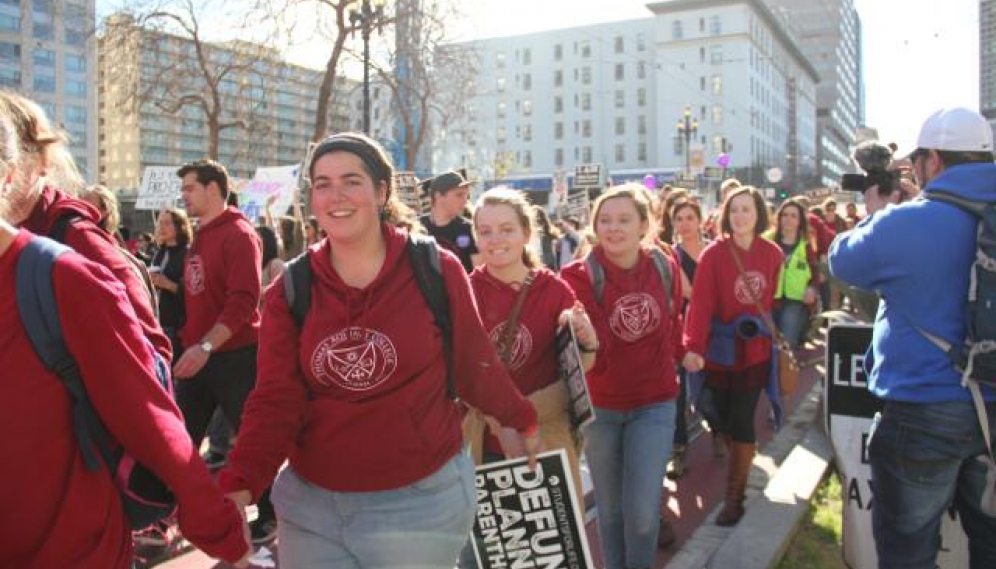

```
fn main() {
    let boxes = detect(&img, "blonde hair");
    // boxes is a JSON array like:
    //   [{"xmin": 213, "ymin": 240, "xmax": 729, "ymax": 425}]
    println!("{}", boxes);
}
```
[
  {"xmin": 472, "ymin": 186, "xmax": 539, "ymax": 268},
  {"xmin": 81, "ymin": 184, "xmax": 121, "ymax": 236},
  {"xmin": 0, "ymin": 91, "xmax": 84, "ymax": 197}
]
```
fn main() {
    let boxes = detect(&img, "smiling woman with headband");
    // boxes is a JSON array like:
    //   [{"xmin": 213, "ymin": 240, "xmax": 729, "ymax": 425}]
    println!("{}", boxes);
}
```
[{"xmin": 218, "ymin": 132, "xmax": 541, "ymax": 568}]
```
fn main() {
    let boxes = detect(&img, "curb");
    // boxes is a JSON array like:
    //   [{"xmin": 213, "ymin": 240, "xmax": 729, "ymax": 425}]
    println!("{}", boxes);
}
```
[{"xmin": 665, "ymin": 376, "xmax": 831, "ymax": 569}]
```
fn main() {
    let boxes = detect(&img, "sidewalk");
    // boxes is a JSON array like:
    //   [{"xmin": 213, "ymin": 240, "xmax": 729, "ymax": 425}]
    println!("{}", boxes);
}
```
[{"xmin": 152, "ymin": 340, "xmax": 829, "ymax": 569}]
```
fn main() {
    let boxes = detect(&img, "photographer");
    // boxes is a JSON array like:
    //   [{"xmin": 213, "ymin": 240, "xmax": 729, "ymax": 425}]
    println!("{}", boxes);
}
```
[{"xmin": 829, "ymin": 109, "xmax": 996, "ymax": 568}]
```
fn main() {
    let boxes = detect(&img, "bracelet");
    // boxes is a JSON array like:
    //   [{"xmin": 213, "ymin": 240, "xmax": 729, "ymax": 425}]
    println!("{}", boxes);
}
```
[
  {"xmin": 579, "ymin": 342, "xmax": 599, "ymax": 354},
  {"xmin": 521, "ymin": 424, "xmax": 539, "ymax": 438}
]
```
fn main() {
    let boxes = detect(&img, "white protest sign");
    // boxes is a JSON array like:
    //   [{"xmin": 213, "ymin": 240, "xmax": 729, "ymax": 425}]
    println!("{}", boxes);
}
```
[
  {"xmin": 825, "ymin": 324, "xmax": 969, "ymax": 569},
  {"xmin": 557, "ymin": 315, "xmax": 594, "ymax": 428},
  {"xmin": 472, "ymin": 450, "xmax": 594, "ymax": 569},
  {"xmin": 239, "ymin": 164, "xmax": 301, "ymax": 224},
  {"xmin": 136, "ymin": 166, "xmax": 181, "ymax": 210},
  {"xmin": 553, "ymin": 170, "xmax": 568, "ymax": 207},
  {"xmin": 561, "ymin": 191, "xmax": 590, "ymax": 225},
  {"xmin": 394, "ymin": 171, "xmax": 421, "ymax": 214}
]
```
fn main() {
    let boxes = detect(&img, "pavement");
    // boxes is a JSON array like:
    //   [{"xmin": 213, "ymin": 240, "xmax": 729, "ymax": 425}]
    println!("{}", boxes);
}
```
[{"xmin": 148, "ymin": 339, "xmax": 833, "ymax": 569}]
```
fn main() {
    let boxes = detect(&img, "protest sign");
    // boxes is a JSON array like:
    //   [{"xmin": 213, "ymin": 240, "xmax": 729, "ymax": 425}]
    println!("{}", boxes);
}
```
[
  {"xmin": 136, "ymin": 166, "xmax": 181, "ymax": 210},
  {"xmin": 239, "ymin": 164, "xmax": 301, "ymax": 223},
  {"xmin": 825, "ymin": 324, "xmax": 968, "ymax": 569},
  {"xmin": 472, "ymin": 450, "xmax": 594, "ymax": 569},
  {"xmin": 394, "ymin": 171, "xmax": 421, "ymax": 214},
  {"xmin": 573, "ymin": 164, "xmax": 602, "ymax": 189},
  {"xmin": 557, "ymin": 316, "xmax": 594, "ymax": 428}
]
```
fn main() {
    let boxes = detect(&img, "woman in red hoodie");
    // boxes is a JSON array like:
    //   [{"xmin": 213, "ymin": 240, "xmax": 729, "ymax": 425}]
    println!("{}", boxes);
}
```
[
  {"xmin": 219, "ymin": 133, "xmax": 540, "ymax": 568},
  {"xmin": 0, "ymin": 100, "xmax": 249, "ymax": 569},
  {"xmin": 682, "ymin": 186, "xmax": 784, "ymax": 526},
  {"xmin": 560, "ymin": 184, "xmax": 684, "ymax": 569}
]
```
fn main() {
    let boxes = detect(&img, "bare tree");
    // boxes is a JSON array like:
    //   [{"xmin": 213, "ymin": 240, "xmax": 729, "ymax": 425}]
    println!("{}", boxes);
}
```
[{"xmin": 101, "ymin": 0, "xmax": 286, "ymax": 160}]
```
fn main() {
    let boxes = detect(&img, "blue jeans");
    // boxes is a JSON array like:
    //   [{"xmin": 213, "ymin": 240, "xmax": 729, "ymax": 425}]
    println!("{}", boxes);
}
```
[
  {"xmin": 869, "ymin": 400, "xmax": 996, "ymax": 569},
  {"xmin": 271, "ymin": 451, "xmax": 476, "ymax": 568},
  {"xmin": 774, "ymin": 299, "xmax": 809, "ymax": 349},
  {"xmin": 583, "ymin": 401, "xmax": 676, "ymax": 569}
]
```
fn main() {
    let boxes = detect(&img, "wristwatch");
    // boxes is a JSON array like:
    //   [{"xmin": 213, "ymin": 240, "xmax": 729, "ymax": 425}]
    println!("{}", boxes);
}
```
[{"xmin": 200, "ymin": 340, "xmax": 214, "ymax": 354}]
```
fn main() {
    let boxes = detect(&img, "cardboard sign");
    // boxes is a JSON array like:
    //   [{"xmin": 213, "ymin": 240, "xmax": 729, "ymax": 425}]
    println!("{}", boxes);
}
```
[
  {"xmin": 560, "ymin": 191, "xmax": 590, "ymax": 225},
  {"xmin": 824, "ymin": 324, "xmax": 968, "ymax": 569},
  {"xmin": 394, "ymin": 171, "xmax": 421, "ymax": 214},
  {"xmin": 472, "ymin": 450, "xmax": 594, "ymax": 569},
  {"xmin": 239, "ymin": 164, "xmax": 301, "ymax": 224},
  {"xmin": 136, "ymin": 166, "xmax": 181, "ymax": 210},
  {"xmin": 557, "ymin": 315, "xmax": 594, "ymax": 428}
]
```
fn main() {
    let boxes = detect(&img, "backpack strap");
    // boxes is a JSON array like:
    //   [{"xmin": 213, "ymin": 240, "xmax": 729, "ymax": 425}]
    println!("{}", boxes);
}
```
[
  {"xmin": 407, "ymin": 233, "xmax": 456, "ymax": 400},
  {"xmin": 283, "ymin": 251, "xmax": 313, "ymax": 329},
  {"xmin": 927, "ymin": 191, "xmax": 989, "ymax": 217},
  {"xmin": 586, "ymin": 249, "xmax": 672, "ymax": 313},
  {"xmin": 15, "ymin": 236, "xmax": 106, "ymax": 472},
  {"xmin": 49, "ymin": 213, "xmax": 84, "ymax": 243}
]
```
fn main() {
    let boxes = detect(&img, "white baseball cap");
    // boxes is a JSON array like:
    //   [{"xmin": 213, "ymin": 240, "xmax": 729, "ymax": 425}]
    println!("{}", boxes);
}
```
[{"xmin": 915, "ymin": 107, "xmax": 993, "ymax": 152}]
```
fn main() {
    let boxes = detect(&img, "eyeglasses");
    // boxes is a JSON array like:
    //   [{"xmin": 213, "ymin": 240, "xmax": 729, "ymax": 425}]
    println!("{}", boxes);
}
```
[{"xmin": 908, "ymin": 148, "xmax": 930, "ymax": 165}]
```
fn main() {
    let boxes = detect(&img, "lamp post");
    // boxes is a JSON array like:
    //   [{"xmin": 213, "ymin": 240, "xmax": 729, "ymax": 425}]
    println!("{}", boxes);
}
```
[
  {"xmin": 350, "ymin": 0, "xmax": 386, "ymax": 135},
  {"xmin": 676, "ymin": 105, "xmax": 698, "ymax": 177}
]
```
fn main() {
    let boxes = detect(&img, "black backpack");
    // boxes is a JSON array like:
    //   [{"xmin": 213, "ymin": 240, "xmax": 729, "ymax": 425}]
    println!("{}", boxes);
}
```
[
  {"xmin": 922, "ymin": 192, "xmax": 996, "ymax": 386},
  {"xmin": 16, "ymin": 236, "xmax": 176, "ymax": 530},
  {"xmin": 282, "ymin": 233, "xmax": 456, "ymax": 398}
]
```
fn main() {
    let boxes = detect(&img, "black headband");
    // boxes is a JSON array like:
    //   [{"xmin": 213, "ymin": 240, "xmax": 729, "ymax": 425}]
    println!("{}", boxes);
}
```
[{"xmin": 308, "ymin": 133, "xmax": 391, "ymax": 183}]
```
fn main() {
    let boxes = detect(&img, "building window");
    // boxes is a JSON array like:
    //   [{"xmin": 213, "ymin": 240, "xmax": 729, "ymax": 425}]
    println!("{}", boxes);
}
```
[
  {"xmin": 615, "ymin": 63, "xmax": 624, "ymax": 81},
  {"xmin": 522, "ymin": 73, "xmax": 531, "ymax": 90},
  {"xmin": 497, "ymin": 102, "xmax": 506, "ymax": 118},
  {"xmin": 712, "ymin": 74, "xmax": 723, "ymax": 95},
  {"xmin": 496, "ymin": 52, "xmax": 505, "ymax": 68},
  {"xmin": 554, "ymin": 44, "xmax": 563, "ymax": 61},
  {"xmin": 710, "ymin": 15, "xmax": 722, "ymax": 35},
  {"xmin": 554, "ymin": 122, "xmax": 563, "ymax": 139},
  {"xmin": 637, "ymin": 33, "xmax": 646, "ymax": 51},
  {"xmin": 699, "ymin": 47, "xmax": 706, "ymax": 63},
  {"xmin": 638, "ymin": 115, "xmax": 647, "ymax": 135},
  {"xmin": 582, "ymin": 146, "xmax": 592, "ymax": 163},
  {"xmin": 582, "ymin": 120, "xmax": 591, "ymax": 138},
  {"xmin": 496, "ymin": 77, "xmax": 505, "ymax": 92},
  {"xmin": 523, "ymin": 124, "xmax": 532, "ymax": 142},
  {"xmin": 65, "ymin": 54, "xmax": 86, "ymax": 73},
  {"xmin": 522, "ymin": 100, "xmax": 532, "ymax": 116},
  {"xmin": 614, "ymin": 36, "xmax": 624, "ymax": 53},
  {"xmin": 554, "ymin": 96, "xmax": 563, "ymax": 113},
  {"xmin": 581, "ymin": 41, "xmax": 591, "ymax": 58},
  {"xmin": 615, "ymin": 89, "xmax": 625, "ymax": 108},
  {"xmin": 0, "ymin": 41, "xmax": 19, "ymax": 60},
  {"xmin": 672, "ymin": 20, "xmax": 682, "ymax": 40},
  {"xmin": 554, "ymin": 69, "xmax": 562, "ymax": 87},
  {"xmin": 581, "ymin": 93, "xmax": 591, "ymax": 111},
  {"xmin": 33, "ymin": 48, "xmax": 54, "ymax": 67},
  {"xmin": 700, "ymin": 76, "xmax": 705, "ymax": 91},
  {"xmin": 555, "ymin": 148, "xmax": 564, "ymax": 167},
  {"xmin": 615, "ymin": 144, "xmax": 625, "ymax": 163},
  {"xmin": 0, "ymin": 14, "xmax": 19, "ymax": 31},
  {"xmin": 65, "ymin": 104, "xmax": 86, "ymax": 124},
  {"xmin": 0, "ymin": 68, "xmax": 20, "ymax": 87},
  {"xmin": 65, "ymin": 27, "xmax": 85, "ymax": 46},
  {"xmin": 497, "ymin": 127, "xmax": 506, "ymax": 144},
  {"xmin": 712, "ymin": 105, "xmax": 723, "ymax": 125},
  {"xmin": 637, "ymin": 61, "xmax": 646, "ymax": 79},
  {"xmin": 710, "ymin": 45, "xmax": 723, "ymax": 65},
  {"xmin": 523, "ymin": 150, "xmax": 532, "ymax": 168},
  {"xmin": 33, "ymin": 74, "xmax": 55, "ymax": 93},
  {"xmin": 615, "ymin": 117, "xmax": 625, "ymax": 135},
  {"xmin": 581, "ymin": 66, "xmax": 592, "ymax": 85},
  {"xmin": 699, "ymin": 17, "xmax": 705, "ymax": 33},
  {"xmin": 523, "ymin": 48, "xmax": 531, "ymax": 65},
  {"xmin": 638, "ymin": 142, "xmax": 647, "ymax": 162},
  {"xmin": 713, "ymin": 135, "xmax": 725, "ymax": 154},
  {"xmin": 637, "ymin": 88, "xmax": 646, "ymax": 107}
]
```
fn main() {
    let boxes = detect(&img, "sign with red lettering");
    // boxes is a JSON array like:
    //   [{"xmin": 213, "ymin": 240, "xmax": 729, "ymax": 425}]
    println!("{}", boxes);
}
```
[{"xmin": 471, "ymin": 450, "xmax": 593, "ymax": 569}]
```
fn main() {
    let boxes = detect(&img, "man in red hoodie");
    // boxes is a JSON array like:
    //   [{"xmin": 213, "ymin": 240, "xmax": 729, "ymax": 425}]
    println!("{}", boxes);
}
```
[{"xmin": 170, "ymin": 159, "xmax": 275, "ymax": 542}]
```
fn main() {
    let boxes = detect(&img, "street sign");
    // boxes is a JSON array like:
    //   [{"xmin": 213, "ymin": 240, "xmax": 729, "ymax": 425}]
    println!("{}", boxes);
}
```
[
  {"xmin": 574, "ymin": 164, "xmax": 602, "ymax": 189},
  {"xmin": 825, "ymin": 324, "xmax": 968, "ymax": 569}
]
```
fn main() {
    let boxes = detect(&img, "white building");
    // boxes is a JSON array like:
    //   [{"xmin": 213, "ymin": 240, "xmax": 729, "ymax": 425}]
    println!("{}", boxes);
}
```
[
  {"xmin": 433, "ymin": 0, "xmax": 819, "ymax": 196},
  {"xmin": 0, "ymin": 0, "xmax": 97, "ymax": 181}
]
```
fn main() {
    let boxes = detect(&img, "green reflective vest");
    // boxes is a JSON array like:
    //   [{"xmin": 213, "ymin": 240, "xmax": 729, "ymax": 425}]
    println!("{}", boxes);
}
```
[{"xmin": 765, "ymin": 231, "xmax": 811, "ymax": 301}]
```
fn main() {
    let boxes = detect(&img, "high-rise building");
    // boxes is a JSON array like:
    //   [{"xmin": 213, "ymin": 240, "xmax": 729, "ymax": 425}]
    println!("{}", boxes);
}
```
[
  {"xmin": 97, "ymin": 13, "xmax": 354, "ymax": 194},
  {"xmin": 433, "ymin": 0, "xmax": 819, "ymax": 196},
  {"xmin": 981, "ymin": 0, "xmax": 996, "ymax": 120},
  {"xmin": 0, "ymin": 0, "xmax": 97, "ymax": 181},
  {"xmin": 764, "ymin": 0, "xmax": 862, "ymax": 186}
]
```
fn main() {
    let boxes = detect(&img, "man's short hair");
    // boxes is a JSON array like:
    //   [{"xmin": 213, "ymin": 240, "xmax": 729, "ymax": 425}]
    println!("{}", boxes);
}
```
[{"xmin": 177, "ymin": 159, "xmax": 229, "ymax": 200}]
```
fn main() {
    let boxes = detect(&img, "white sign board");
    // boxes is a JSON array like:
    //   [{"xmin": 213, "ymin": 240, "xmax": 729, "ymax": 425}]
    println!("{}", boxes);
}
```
[
  {"xmin": 825, "ymin": 324, "xmax": 969, "ymax": 569},
  {"xmin": 553, "ymin": 170, "xmax": 568, "ymax": 207},
  {"xmin": 561, "ymin": 191, "xmax": 590, "ymax": 225},
  {"xmin": 574, "ymin": 164, "xmax": 602, "ymax": 189},
  {"xmin": 136, "ymin": 166, "xmax": 181, "ymax": 210},
  {"xmin": 239, "ymin": 164, "xmax": 301, "ymax": 224},
  {"xmin": 394, "ymin": 171, "xmax": 421, "ymax": 214}
]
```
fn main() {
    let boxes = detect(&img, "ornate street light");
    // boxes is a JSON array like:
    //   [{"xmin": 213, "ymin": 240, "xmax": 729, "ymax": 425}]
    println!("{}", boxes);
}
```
[
  {"xmin": 676, "ymin": 105, "xmax": 699, "ymax": 177},
  {"xmin": 350, "ymin": 0, "xmax": 387, "ymax": 135}
]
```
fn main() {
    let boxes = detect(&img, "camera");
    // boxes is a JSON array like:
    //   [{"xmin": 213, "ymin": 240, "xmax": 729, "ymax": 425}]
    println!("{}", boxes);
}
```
[{"xmin": 841, "ymin": 140, "xmax": 899, "ymax": 196}]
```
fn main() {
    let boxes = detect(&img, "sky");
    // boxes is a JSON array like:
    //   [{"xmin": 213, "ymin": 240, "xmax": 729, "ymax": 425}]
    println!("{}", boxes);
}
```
[{"xmin": 96, "ymin": 0, "xmax": 980, "ymax": 155}]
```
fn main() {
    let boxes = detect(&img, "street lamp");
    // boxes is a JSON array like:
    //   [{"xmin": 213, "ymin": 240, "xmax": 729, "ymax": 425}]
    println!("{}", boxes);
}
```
[
  {"xmin": 676, "ymin": 105, "xmax": 698, "ymax": 177},
  {"xmin": 350, "ymin": 0, "xmax": 386, "ymax": 135}
]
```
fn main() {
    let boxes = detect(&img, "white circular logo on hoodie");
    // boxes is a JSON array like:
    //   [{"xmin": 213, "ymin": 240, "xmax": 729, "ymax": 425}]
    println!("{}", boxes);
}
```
[
  {"xmin": 488, "ymin": 321, "xmax": 533, "ymax": 370},
  {"xmin": 610, "ymin": 293, "xmax": 661, "ymax": 342},
  {"xmin": 311, "ymin": 327, "xmax": 398, "ymax": 391},
  {"xmin": 185, "ymin": 254, "xmax": 205, "ymax": 295}
]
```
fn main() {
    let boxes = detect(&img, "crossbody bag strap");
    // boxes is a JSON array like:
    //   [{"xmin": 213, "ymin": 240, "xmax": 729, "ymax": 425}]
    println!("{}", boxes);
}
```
[
  {"xmin": 727, "ymin": 240, "xmax": 791, "ymax": 351},
  {"xmin": 497, "ymin": 271, "xmax": 535, "ymax": 366}
]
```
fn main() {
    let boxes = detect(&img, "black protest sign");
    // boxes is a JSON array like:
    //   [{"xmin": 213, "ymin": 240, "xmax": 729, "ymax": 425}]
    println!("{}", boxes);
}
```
[
  {"xmin": 472, "ymin": 450, "xmax": 594, "ymax": 569},
  {"xmin": 825, "ymin": 324, "xmax": 882, "ymax": 426},
  {"xmin": 556, "ymin": 318, "xmax": 594, "ymax": 428}
]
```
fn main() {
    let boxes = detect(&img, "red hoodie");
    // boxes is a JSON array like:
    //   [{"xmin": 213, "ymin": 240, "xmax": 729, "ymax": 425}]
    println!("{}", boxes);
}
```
[
  {"xmin": 180, "ymin": 207, "xmax": 261, "ymax": 351},
  {"xmin": 470, "ymin": 267, "xmax": 576, "ymax": 454},
  {"xmin": 21, "ymin": 187, "xmax": 172, "ymax": 362},
  {"xmin": 807, "ymin": 212, "xmax": 835, "ymax": 258},
  {"xmin": 0, "ymin": 230, "xmax": 248, "ymax": 569},
  {"xmin": 218, "ymin": 225, "xmax": 537, "ymax": 497},
  {"xmin": 682, "ymin": 236, "xmax": 784, "ymax": 371},
  {"xmin": 560, "ymin": 246, "xmax": 684, "ymax": 411}
]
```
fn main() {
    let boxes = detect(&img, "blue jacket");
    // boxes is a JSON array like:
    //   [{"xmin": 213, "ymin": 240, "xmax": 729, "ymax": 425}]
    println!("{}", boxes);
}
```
[{"xmin": 829, "ymin": 162, "xmax": 996, "ymax": 402}]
